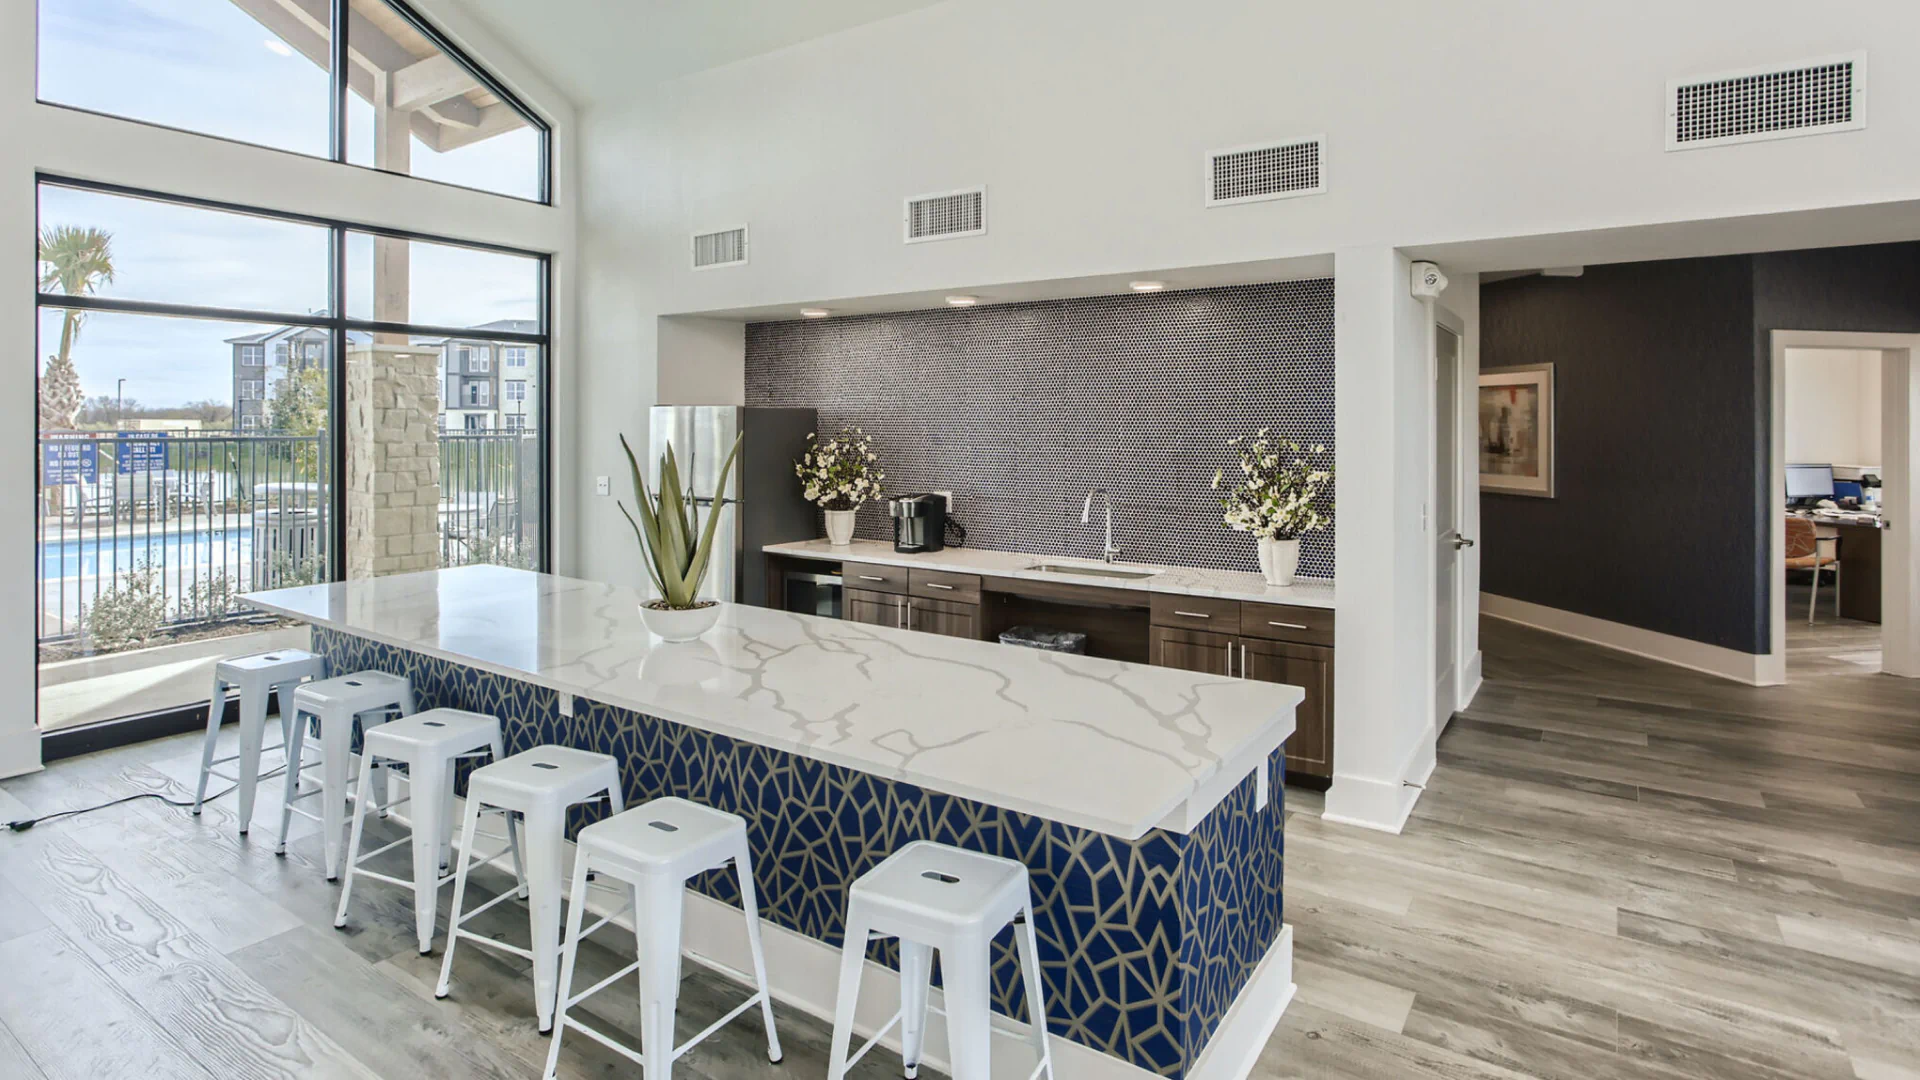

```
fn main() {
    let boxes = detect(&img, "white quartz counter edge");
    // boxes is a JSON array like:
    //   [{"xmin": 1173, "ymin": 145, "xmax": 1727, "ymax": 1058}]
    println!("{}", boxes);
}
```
[
  {"xmin": 243, "ymin": 588, "xmax": 1297, "ymax": 840},
  {"xmin": 766, "ymin": 538, "xmax": 1337, "ymax": 609}
]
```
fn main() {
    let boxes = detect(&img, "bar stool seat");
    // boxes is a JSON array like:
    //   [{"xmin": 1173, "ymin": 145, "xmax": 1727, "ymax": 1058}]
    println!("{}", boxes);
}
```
[
  {"xmin": 827, "ymin": 841, "xmax": 1054, "ymax": 1080},
  {"xmin": 437, "ymin": 745, "xmax": 623, "ymax": 1033},
  {"xmin": 192, "ymin": 648, "xmax": 326, "ymax": 834},
  {"xmin": 276, "ymin": 670, "xmax": 415, "ymax": 879},
  {"xmin": 543, "ymin": 797, "xmax": 782, "ymax": 1080},
  {"xmin": 333, "ymin": 708, "xmax": 511, "ymax": 954}
]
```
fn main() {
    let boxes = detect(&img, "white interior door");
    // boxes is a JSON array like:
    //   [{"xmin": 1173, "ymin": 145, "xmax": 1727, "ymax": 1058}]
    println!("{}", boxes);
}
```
[{"xmin": 1434, "ymin": 319, "xmax": 1466, "ymax": 727}]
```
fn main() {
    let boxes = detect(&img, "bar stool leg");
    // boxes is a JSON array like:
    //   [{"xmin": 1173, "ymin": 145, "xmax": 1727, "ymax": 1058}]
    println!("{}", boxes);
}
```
[
  {"xmin": 526, "ymin": 803, "xmax": 568, "ymax": 1033},
  {"xmin": 192, "ymin": 674, "xmax": 227, "ymax": 816},
  {"xmin": 233, "ymin": 678, "xmax": 270, "ymax": 835},
  {"xmin": 334, "ymin": 749, "xmax": 379, "ymax": 929},
  {"xmin": 320, "ymin": 706, "xmax": 355, "ymax": 880},
  {"xmin": 898, "ymin": 940, "xmax": 934, "ymax": 1079},
  {"xmin": 635, "ymin": 876, "xmax": 686, "ymax": 1080},
  {"xmin": 409, "ymin": 755, "xmax": 450, "ymax": 954},
  {"xmin": 275, "ymin": 709, "xmax": 308, "ymax": 856},
  {"xmin": 542, "ymin": 850, "xmax": 596, "ymax": 1080},
  {"xmin": 942, "ymin": 936, "xmax": 994, "ymax": 1080},
  {"xmin": 731, "ymin": 840, "xmax": 783, "ymax": 1063},
  {"xmin": 435, "ymin": 794, "xmax": 487, "ymax": 999},
  {"xmin": 825, "ymin": 914, "xmax": 872, "ymax": 1080},
  {"xmin": 1014, "ymin": 904, "xmax": 1054, "ymax": 1079}
]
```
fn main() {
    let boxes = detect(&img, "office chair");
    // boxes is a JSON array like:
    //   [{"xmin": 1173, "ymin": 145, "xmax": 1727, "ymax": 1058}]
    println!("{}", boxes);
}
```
[{"xmin": 1784, "ymin": 515, "xmax": 1841, "ymax": 624}]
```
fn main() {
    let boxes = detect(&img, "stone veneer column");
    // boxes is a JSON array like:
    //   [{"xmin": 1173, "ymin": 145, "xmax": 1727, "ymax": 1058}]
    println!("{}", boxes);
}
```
[{"xmin": 346, "ymin": 343, "xmax": 441, "ymax": 578}]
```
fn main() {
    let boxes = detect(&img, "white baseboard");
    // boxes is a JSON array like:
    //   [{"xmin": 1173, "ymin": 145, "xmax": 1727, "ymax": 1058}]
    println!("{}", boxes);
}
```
[
  {"xmin": 1480, "ymin": 593, "xmax": 1777, "ymax": 687},
  {"xmin": 422, "ymin": 792, "xmax": 1292, "ymax": 1080},
  {"xmin": 1457, "ymin": 650, "xmax": 1484, "ymax": 718},
  {"xmin": 1323, "ymin": 724, "xmax": 1432, "ymax": 834}
]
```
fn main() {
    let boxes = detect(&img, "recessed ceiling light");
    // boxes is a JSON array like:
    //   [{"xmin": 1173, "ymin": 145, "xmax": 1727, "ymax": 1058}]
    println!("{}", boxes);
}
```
[
  {"xmin": 1130, "ymin": 280, "xmax": 1166, "ymax": 292},
  {"xmin": 799, "ymin": 308, "xmax": 831, "ymax": 319},
  {"xmin": 264, "ymin": 39, "xmax": 294, "ymax": 57},
  {"xmin": 945, "ymin": 295, "xmax": 979, "ymax": 307}
]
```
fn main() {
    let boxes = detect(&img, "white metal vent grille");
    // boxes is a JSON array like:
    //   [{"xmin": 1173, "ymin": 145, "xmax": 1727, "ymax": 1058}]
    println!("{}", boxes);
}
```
[
  {"xmin": 904, "ymin": 187, "xmax": 986, "ymax": 243},
  {"xmin": 1206, "ymin": 137, "xmax": 1324, "ymax": 206},
  {"xmin": 1668, "ymin": 54, "xmax": 1865, "ymax": 150},
  {"xmin": 691, "ymin": 226, "xmax": 748, "ymax": 269}
]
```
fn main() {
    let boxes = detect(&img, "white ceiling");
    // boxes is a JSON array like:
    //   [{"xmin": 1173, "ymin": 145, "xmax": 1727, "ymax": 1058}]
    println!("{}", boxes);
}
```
[{"xmin": 451, "ymin": 0, "xmax": 944, "ymax": 104}]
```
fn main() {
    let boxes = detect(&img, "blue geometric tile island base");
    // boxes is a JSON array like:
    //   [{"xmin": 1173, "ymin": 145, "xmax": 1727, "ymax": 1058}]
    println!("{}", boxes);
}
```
[{"xmin": 313, "ymin": 628, "xmax": 1284, "ymax": 1077}]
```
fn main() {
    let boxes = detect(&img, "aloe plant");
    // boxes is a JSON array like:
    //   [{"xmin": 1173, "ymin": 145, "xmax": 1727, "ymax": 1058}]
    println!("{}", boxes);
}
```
[{"xmin": 619, "ymin": 433, "xmax": 743, "ymax": 609}]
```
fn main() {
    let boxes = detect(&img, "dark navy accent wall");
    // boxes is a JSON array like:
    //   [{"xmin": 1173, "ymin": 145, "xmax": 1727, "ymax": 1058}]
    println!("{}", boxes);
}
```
[{"xmin": 745, "ymin": 281, "xmax": 1336, "ymax": 578}]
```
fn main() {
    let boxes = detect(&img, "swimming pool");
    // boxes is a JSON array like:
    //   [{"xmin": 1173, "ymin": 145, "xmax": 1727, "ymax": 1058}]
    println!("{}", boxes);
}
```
[{"xmin": 39, "ymin": 528, "xmax": 256, "ymax": 578}]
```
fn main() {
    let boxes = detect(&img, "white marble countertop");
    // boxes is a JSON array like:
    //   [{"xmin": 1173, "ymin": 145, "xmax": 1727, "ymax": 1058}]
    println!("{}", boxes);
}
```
[
  {"xmin": 242, "ymin": 566, "xmax": 1298, "ymax": 839},
  {"xmin": 766, "ymin": 538, "xmax": 1337, "ymax": 609}
]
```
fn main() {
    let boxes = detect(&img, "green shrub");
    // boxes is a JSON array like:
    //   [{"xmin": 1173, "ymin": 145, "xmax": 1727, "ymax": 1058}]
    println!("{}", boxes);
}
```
[{"xmin": 85, "ymin": 567, "xmax": 168, "ymax": 652}]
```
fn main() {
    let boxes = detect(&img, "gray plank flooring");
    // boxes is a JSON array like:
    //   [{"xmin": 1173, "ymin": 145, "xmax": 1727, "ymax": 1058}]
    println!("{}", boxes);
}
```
[{"xmin": 3, "ymin": 614, "xmax": 1916, "ymax": 1079}]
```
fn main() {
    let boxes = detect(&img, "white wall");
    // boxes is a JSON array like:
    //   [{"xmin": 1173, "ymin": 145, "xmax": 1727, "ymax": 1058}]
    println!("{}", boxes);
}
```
[
  {"xmin": 1786, "ymin": 347, "xmax": 1883, "ymax": 468},
  {"xmin": 568, "ymin": 0, "xmax": 1920, "ymax": 828},
  {"xmin": 0, "ymin": 0, "xmax": 578, "ymax": 778}
]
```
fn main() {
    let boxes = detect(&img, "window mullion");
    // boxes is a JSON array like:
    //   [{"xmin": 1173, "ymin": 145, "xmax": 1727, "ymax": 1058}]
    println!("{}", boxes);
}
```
[{"xmin": 330, "ymin": 0, "xmax": 349, "ymax": 163}]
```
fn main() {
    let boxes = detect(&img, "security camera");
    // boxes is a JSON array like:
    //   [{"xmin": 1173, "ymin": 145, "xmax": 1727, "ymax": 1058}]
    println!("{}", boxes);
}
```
[{"xmin": 1410, "ymin": 261, "xmax": 1448, "ymax": 298}]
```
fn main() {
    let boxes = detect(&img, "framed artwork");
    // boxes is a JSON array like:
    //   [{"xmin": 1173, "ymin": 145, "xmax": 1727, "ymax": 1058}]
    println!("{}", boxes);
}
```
[{"xmin": 1478, "ymin": 363, "xmax": 1555, "ymax": 498}]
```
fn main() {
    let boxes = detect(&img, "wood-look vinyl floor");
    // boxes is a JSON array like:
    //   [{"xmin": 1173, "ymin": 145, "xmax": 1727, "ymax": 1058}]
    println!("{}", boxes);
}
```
[{"xmin": 3, "ymin": 614, "xmax": 1916, "ymax": 1079}]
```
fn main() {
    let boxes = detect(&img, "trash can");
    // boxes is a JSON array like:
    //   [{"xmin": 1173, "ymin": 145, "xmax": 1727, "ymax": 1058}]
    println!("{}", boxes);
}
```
[{"xmin": 998, "ymin": 625, "xmax": 1089, "ymax": 654}]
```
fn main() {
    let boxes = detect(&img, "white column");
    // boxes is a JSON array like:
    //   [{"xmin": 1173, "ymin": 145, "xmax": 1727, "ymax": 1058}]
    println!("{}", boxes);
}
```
[
  {"xmin": 1324, "ymin": 246, "xmax": 1435, "ymax": 832},
  {"xmin": 1884, "ymin": 345, "xmax": 1920, "ymax": 677},
  {"xmin": 1, "ymin": 1, "xmax": 42, "ymax": 777}
]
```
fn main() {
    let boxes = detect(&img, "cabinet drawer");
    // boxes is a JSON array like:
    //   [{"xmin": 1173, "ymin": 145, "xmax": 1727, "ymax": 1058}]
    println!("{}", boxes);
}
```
[
  {"xmin": 910, "ymin": 568, "xmax": 982, "ymax": 605},
  {"xmin": 908, "ymin": 595, "xmax": 981, "ymax": 639},
  {"xmin": 1150, "ymin": 594, "xmax": 1242, "ymax": 635},
  {"xmin": 842, "ymin": 561, "xmax": 908, "ymax": 595},
  {"xmin": 1238, "ymin": 602, "xmax": 1335, "ymax": 646}
]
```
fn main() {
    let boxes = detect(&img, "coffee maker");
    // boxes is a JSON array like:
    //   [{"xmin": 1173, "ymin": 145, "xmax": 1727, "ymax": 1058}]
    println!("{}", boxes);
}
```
[{"xmin": 891, "ymin": 493, "xmax": 964, "ymax": 553}]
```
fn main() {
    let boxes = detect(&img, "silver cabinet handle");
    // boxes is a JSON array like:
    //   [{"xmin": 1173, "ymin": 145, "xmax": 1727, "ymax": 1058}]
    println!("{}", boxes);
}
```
[
  {"xmin": 1174, "ymin": 610, "xmax": 1212, "ymax": 619},
  {"xmin": 857, "ymin": 575, "xmax": 887, "ymax": 582},
  {"xmin": 926, "ymin": 582, "xmax": 956, "ymax": 591},
  {"xmin": 1241, "ymin": 642, "xmax": 1250, "ymax": 675},
  {"xmin": 1268, "ymin": 620, "xmax": 1309, "ymax": 630},
  {"xmin": 1226, "ymin": 640, "xmax": 1235, "ymax": 677}
]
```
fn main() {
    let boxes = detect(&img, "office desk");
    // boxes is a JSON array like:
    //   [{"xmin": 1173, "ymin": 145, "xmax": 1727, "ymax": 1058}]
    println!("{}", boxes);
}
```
[{"xmin": 1800, "ymin": 513, "xmax": 1886, "ymax": 624}]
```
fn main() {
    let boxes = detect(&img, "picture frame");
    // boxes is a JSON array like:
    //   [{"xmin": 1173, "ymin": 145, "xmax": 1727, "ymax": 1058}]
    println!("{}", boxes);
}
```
[{"xmin": 1478, "ymin": 363, "xmax": 1555, "ymax": 498}]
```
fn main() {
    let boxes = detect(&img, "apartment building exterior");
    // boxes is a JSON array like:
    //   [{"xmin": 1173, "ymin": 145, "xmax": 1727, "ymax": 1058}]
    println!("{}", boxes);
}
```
[{"xmin": 224, "ymin": 327, "xmax": 335, "ymax": 432}]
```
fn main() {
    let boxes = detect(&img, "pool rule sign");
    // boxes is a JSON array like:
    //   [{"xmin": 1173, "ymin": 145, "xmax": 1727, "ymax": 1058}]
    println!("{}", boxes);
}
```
[
  {"xmin": 42, "ymin": 437, "xmax": 98, "ymax": 485},
  {"xmin": 116, "ymin": 432, "xmax": 170, "ymax": 473}
]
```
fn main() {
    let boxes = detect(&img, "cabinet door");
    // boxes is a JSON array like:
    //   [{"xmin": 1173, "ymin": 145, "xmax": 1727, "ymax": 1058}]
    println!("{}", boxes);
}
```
[
  {"xmin": 1148, "ymin": 625, "xmax": 1235, "ymax": 676},
  {"xmin": 1238, "ymin": 637, "xmax": 1333, "ymax": 782},
  {"xmin": 908, "ymin": 596, "xmax": 980, "ymax": 639},
  {"xmin": 845, "ymin": 587, "xmax": 905, "ymax": 629}
]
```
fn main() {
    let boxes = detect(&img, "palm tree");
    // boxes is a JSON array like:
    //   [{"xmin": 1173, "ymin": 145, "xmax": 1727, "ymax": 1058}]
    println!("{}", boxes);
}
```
[{"xmin": 37, "ymin": 226, "xmax": 116, "ymax": 430}]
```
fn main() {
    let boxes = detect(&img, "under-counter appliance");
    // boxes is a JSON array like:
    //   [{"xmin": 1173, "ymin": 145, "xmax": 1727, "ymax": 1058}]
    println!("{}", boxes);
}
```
[
  {"xmin": 782, "ymin": 569, "xmax": 843, "ymax": 619},
  {"xmin": 892, "ymin": 492, "xmax": 965, "ymax": 553},
  {"xmin": 648, "ymin": 406, "xmax": 816, "ymax": 607}
]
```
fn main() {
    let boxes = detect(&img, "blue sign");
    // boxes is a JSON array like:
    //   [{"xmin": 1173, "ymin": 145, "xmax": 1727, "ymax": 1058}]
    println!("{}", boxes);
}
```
[
  {"xmin": 116, "ymin": 432, "xmax": 170, "ymax": 474},
  {"xmin": 42, "ymin": 440, "xmax": 98, "ymax": 485}
]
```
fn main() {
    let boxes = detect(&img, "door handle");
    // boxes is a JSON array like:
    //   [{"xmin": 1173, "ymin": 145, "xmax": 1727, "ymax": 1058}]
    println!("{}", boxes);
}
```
[
  {"xmin": 1226, "ymin": 640, "xmax": 1235, "ymax": 677},
  {"xmin": 1452, "ymin": 535, "xmax": 1476, "ymax": 550},
  {"xmin": 1173, "ymin": 610, "xmax": 1212, "ymax": 619},
  {"xmin": 857, "ymin": 575, "xmax": 887, "ymax": 582},
  {"xmin": 926, "ymin": 582, "xmax": 956, "ymax": 591},
  {"xmin": 1268, "ymin": 621, "xmax": 1309, "ymax": 630}
]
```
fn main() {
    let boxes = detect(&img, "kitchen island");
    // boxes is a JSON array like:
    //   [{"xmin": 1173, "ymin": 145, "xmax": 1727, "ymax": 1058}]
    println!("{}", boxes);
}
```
[{"xmin": 244, "ymin": 564, "xmax": 1297, "ymax": 1079}]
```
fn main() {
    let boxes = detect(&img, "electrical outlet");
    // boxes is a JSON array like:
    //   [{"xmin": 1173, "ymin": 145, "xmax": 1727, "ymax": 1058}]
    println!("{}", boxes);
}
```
[
  {"xmin": 558, "ymin": 691, "xmax": 575, "ymax": 717},
  {"xmin": 595, "ymin": 476, "xmax": 610, "ymax": 496},
  {"xmin": 934, "ymin": 489, "xmax": 955, "ymax": 515}
]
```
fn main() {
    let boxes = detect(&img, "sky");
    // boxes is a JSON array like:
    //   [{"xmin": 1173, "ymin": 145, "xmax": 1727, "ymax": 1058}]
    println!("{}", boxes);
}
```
[{"xmin": 35, "ymin": 0, "xmax": 544, "ymax": 407}]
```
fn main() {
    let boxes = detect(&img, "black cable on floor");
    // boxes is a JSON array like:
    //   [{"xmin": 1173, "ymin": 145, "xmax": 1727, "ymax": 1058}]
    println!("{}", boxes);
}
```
[{"xmin": 7, "ymin": 763, "xmax": 288, "ymax": 832}]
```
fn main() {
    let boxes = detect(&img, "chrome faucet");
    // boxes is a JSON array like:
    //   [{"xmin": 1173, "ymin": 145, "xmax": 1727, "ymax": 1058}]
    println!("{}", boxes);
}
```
[{"xmin": 1082, "ymin": 488, "xmax": 1121, "ymax": 563}]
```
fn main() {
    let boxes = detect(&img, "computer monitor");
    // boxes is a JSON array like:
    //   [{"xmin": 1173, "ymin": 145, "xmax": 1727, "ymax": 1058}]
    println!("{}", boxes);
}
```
[{"xmin": 1786, "ymin": 463, "xmax": 1835, "ymax": 502}]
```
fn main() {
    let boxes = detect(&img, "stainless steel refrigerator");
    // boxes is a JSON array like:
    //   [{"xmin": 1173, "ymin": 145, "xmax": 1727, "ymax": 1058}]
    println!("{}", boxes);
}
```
[{"xmin": 647, "ymin": 406, "xmax": 817, "ymax": 607}]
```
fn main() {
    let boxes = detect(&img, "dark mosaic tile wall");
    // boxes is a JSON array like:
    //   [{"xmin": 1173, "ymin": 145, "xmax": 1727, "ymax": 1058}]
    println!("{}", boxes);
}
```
[{"xmin": 745, "ymin": 281, "xmax": 1336, "ymax": 578}]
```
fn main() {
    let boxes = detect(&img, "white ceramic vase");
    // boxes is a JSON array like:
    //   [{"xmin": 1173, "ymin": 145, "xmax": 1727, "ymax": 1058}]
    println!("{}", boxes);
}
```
[
  {"xmin": 1258, "ymin": 537, "xmax": 1301, "ymax": 587},
  {"xmin": 639, "ymin": 601, "xmax": 722, "ymax": 642},
  {"xmin": 824, "ymin": 508, "xmax": 857, "ymax": 546}
]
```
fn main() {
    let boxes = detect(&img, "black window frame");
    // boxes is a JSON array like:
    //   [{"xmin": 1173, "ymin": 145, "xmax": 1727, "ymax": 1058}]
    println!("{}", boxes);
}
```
[{"xmin": 36, "ymin": 0, "xmax": 553, "ymax": 206}]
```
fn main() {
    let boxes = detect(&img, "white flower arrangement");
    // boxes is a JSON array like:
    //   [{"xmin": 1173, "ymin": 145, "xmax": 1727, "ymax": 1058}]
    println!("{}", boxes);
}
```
[
  {"xmin": 1211, "ymin": 430, "xmax": 1333, "ymax": 540},
  {"xmin": 795, "ymin": 426, "xmax": 885, "ymax": 511}
]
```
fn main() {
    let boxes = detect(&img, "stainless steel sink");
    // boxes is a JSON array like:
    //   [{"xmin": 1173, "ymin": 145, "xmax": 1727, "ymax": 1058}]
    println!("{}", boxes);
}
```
[{"xmin": 1025, "ymin": 563, "xmax": 1160, "ymax": 580}]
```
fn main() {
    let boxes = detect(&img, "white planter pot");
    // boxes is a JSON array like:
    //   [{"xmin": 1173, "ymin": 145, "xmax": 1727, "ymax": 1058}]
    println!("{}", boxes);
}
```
[
  {"xmin": 639, "ymin": 601, "xmax": 722, "ymax": 642},
  {"xmin": 1257, "ymin": 537, "xmax": 1301, "ymax": 587},
  {"xmin": 824, "ymin": 509, "xmax": 857, "ymax": 546}
]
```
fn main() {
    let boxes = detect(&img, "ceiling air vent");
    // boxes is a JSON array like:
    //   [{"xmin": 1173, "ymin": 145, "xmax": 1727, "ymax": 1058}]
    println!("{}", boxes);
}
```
[
  {"xmin": 1667, "ymin": 53, "xmax": 1865, "ymax": 151},
  {"xmin": 1206, "ymin": 137, "xmax": 1324, "ymax": 207},
  {"xmin": 691, "ymin": 226, "xmax": 748, "ymax": 269},
  {"xmin": 904, "ymin": 187, "xmax": 986, "ymax": 243}
]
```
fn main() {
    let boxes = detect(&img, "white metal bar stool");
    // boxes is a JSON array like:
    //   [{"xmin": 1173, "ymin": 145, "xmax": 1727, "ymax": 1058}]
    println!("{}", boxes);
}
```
[
  {"xmin": 826, "ymin": 841, "xmax": 1054, "ymax": 1080},
  {"xmin": 192, "ymin": 648, "xmax": 327, "ymax": 834},
  {"xmin": 437, "ymin": 745, "xmax": 624, "ymax": 1033},
  {"xmin": 333, "ymin": 708, "xmax": 510, "ymax": 954},
  {"xmin": 544, "ymin": 797, "xmax": 782, "ymax": 1080},
  {"xmin": 274, "ymin": 670, "xmax": 415, "ymax": 880}
]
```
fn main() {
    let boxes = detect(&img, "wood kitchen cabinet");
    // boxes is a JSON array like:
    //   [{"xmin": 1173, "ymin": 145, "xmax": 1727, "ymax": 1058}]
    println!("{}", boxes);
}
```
[
  {"xmin": 1238, "ymin": 636, "xmax": 1333, "ymax": 783},
  {"xmin": 1148, "ymin": 625, "xmax": 1235, "ymax": 676},
  {"xmin": 845, "ymin": 587, "xmax": 907, "ymax": 629},
  {"xmin": 908, "ymin": 595, "xmax": 981, "ymax": 639}
]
